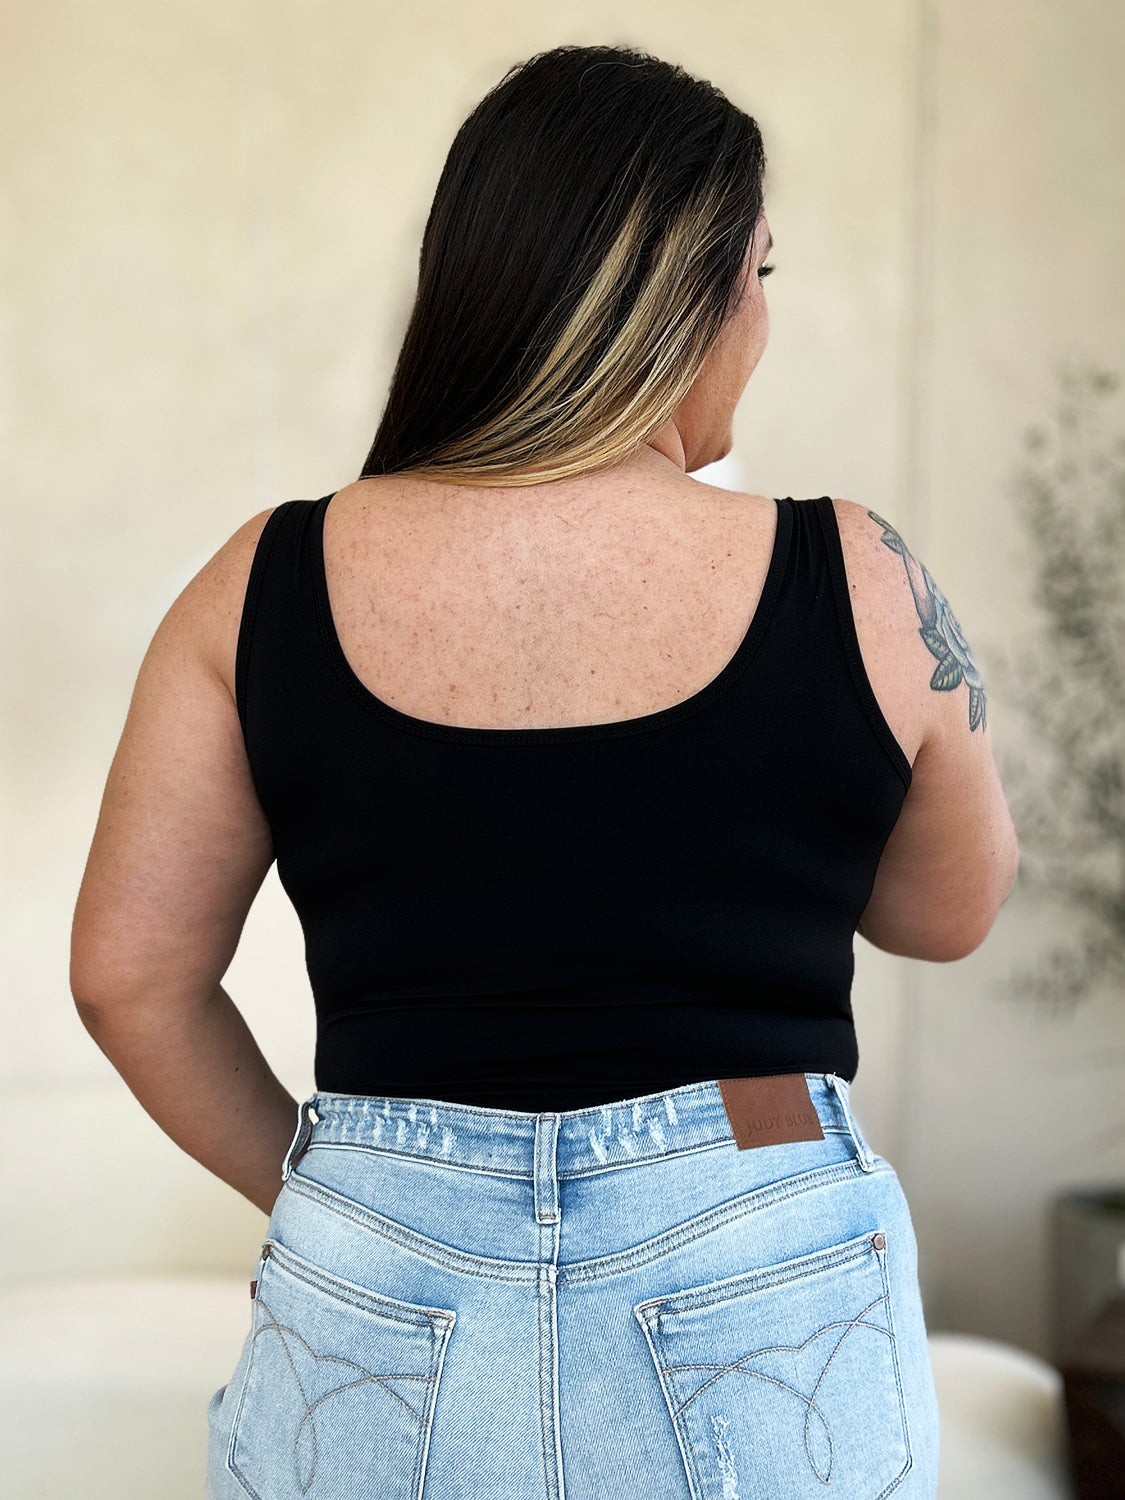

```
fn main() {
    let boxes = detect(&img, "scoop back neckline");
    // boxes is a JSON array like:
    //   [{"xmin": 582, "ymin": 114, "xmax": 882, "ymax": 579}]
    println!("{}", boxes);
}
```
[{"xmin": 308, "ymin": 489, "xmax": 795, "ymax": 744}]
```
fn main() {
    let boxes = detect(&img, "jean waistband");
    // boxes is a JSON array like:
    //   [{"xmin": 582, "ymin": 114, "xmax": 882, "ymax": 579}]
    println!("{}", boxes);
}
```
[{"xmin": 281, "ymin": 1072, "xmax": 877, "ymax": 1181}]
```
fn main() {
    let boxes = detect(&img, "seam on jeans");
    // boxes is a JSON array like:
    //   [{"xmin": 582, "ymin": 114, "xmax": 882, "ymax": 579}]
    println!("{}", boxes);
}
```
[
  {"xmin": 877, "ymin": 1232, "xmax": 916, "ymax": 1495},
  {"xmin": 265, "ymin": 1237, "xmax": 457, "ymax": 1327},
  {"xmin": 562, "ymin": 1162, "xmax": 893, "ymax": 1285},
  {"xmin": 635, "ymin": 1232, "xmax": 881, "ymax": 1317},
  {"xmin": 293, "ymin": 1125, "xmax": 851, "ymax": 1183},
  {"xmin": 282, "ymin": 1155, "xmax": 892, "ymax": 1284},
  {"xmin": 299, "ymin": 1134, "xmax": 734, "ymax": 1181},
  {"xmin": 284, "ymin": 1171, "xmax": 540, "ymax": 1284},
  {"xmin": 537, "ymin": 1254, "xmax": 562, "ymax": 1500},
  {"xmin": 310, "ymin": 1076, "xmax": 725, "ymax": 1122},
  {"xmin": 306, "ymin": 1079, "xmax": 850, "ymax": 1169}
]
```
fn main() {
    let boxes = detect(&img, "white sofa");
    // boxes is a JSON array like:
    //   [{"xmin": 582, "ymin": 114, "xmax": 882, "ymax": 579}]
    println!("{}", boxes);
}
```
[
  {"xmin": 0, "ymin": 1278, "xmax": 1076, "ymax": 1498},
  {"xmin": 928, "ymin": 1332, "xmax": 1074, "ymax": 1498}
]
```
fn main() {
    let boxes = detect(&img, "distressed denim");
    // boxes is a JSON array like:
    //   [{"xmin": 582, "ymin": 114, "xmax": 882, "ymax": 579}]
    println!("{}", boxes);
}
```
[{"xmin": 206, "ymin": 1072, "xmax": 940, "ymax": 1499}]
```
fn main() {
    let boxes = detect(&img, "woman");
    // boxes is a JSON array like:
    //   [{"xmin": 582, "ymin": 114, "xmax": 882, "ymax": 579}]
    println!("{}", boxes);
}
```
[{"xmin": 72, "ymin": 43, "xmax": 1017, "ymax": 1500}]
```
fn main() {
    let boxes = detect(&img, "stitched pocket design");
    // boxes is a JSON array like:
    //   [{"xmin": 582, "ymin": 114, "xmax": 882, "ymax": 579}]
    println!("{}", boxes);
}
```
[
  {"xmin": 634, "ymin": 1229, "xmax": 912, "ymax": 1500},
  {"xmin": 227, "ymin": 1240, "xmax": 455, "ymax": 1500}
]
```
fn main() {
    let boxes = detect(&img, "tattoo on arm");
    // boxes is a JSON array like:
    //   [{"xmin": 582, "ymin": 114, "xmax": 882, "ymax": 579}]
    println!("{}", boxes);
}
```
[{"xmin": 866, "ymin": 510, "xmax": 988, "ymax": 732}]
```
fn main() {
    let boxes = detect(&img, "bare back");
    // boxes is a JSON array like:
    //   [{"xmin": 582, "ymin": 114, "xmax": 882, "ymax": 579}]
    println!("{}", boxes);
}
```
[{"xmin": 305, "ymin": 471, "xmax": 926, "ymax": 768}]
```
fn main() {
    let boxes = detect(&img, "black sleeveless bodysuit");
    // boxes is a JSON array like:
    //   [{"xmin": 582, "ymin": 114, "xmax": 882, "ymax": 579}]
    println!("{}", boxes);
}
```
[{"xmin": 235, "ymin": 493, "xmax": 912, "ymax": 1112}]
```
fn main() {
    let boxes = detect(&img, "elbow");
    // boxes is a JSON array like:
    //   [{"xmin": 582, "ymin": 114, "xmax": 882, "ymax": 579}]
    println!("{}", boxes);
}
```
[
  {"xmin": 936, "ymin": 841, "xmax": 1021, "ymax": 962},
  {"xmin": 927, "ymin": 926, "xmax": 991, "ymax": 964},
  {"xmin": 70, "ymin": 957, "xmax": 136, "ymax": 1023},
  {"xmin": 929, "ymin": 896, "xmax": 1011, "ymax": 963},
  {"xmin": 71, "ymin": 965, "xmax": 102, "ymax": 1019},
  {"xmin": 70, "ymin": 972, "xmax": 117, "ymax": 1032},
  {"xmin": 1004, "ymin": 839, "xmax": 1021, "ymax": 899},
  {"xmin": 858, "ymin": 900, "xmax": 1007, "ymax": 964},
  {"xmin": 70, "ymin": 950, "xmax": 114, "ymax": 1018}
]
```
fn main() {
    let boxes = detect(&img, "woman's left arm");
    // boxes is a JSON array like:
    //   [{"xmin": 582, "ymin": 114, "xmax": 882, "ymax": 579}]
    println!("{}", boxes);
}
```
[{"xmin": 70, "ymin": 508, "xmax": 296, "ymax": 1217}]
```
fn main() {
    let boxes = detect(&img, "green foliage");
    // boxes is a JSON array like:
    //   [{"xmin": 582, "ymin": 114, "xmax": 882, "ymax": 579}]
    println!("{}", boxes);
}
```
[{"xmin": 991, "ymin": 360, "xmax": 1125, "ymax": 1013}]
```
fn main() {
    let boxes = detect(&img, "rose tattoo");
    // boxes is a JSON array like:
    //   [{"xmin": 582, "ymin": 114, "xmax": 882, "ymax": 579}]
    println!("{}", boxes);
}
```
[{"xmin": 867, "ymin": 510, "xmax": 988, "ymax": 732}]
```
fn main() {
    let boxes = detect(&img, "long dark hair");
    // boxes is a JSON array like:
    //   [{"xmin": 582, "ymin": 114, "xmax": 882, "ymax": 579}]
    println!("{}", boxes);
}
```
[{"xmin": 359, "ymin": 44, "xmax": 767, "ymax": 487}]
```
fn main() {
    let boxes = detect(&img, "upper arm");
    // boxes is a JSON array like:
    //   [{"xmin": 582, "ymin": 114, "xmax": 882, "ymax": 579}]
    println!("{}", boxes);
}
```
[
  {"xmin": 834, "ymin": 499, "xmax": 1020, "ymax": 963},
  {"xmin": 70, "ymin": 507, "xmax": 279, "ymax": 1010}
]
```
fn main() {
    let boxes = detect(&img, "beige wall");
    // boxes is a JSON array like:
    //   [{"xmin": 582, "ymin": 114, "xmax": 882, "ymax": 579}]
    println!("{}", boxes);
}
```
[
  {"xmin": 899, "ymin": 0, "xmax": 1125, "ymax": 1353},
  {"xmin": 4, "ymin": 0, "xmax": 1124, "ymax": 1360}
]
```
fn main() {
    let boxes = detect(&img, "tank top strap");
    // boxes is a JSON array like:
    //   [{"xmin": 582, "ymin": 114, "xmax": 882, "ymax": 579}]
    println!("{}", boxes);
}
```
[
  {"xmin": 234, "ymin": 495, "xmax": 329, "ymax": 744},
  {"xmin": 799, "ymin": 493, "xmax": 912, "ymax": 790}
]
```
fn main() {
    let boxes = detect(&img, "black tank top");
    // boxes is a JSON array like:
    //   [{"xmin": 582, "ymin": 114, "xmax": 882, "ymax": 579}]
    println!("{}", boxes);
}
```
[{"xmin": 236, "ymin": 492, "xmax": 912, "ymax": 1112}]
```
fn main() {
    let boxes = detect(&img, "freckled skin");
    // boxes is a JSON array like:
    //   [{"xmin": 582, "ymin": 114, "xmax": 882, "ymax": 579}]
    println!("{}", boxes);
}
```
[{"xmin": 865, "ymin": 510, "xmax": 988, "ymax": 731}]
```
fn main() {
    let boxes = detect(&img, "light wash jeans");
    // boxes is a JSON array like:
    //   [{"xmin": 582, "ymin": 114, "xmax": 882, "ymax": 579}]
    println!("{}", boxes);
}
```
[{"xmin": 206, "ymin": 1072, "xmax": 939, "ymax": 1499}]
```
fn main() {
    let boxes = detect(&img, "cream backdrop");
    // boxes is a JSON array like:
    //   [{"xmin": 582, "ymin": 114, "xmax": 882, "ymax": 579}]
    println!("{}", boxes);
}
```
[{"xmin": 4, "ymin": 0, "xmax": 1124, "ymax": 1362}]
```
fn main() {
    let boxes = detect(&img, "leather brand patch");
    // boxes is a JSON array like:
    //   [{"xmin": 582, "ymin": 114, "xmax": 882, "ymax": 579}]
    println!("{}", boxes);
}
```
[{"xmin": 718, "ymin": 1074, "xmax": 825, "ymax": 1149}]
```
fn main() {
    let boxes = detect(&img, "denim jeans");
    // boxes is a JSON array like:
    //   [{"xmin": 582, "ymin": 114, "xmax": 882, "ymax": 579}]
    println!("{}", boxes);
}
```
[{"xmin": 206, "ymin": 1072, "xmax": 940, "ymax": 1498}]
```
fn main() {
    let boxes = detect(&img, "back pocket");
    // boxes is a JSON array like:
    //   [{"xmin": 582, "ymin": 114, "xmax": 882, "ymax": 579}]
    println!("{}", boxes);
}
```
[
  {"xmin": 228, "ymin": 1239, "xmax": 455, "ymax": 1500},
  {"xmin": 634, "ymin": 1229, "xmax": 912, "ymax": 1500}
]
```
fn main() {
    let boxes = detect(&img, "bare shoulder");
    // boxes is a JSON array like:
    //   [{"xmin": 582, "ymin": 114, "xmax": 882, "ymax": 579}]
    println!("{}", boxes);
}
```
[
  {"xmin": 830, "ymin": 496, "xmax": 993, "ymax": 764},
  {"xmin": 165, "ymin": 506, "xmax": 281, "ymax": 702},
  {"xmin": 829, "ymin": 497, "xmax": 924, "ymax": 616},
  {"xmin": 828, "ymin": 498, "xmax": 936, "ymax": 768},
  {"xmin": 679, "ymin": 478, "xmax": 787, "ymax": 544}
]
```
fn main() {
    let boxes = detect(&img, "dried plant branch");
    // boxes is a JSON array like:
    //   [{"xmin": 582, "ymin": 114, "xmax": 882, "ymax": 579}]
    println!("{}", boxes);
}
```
[{"xmin": 989, "ymin": 360, "xmax": 1125, "ymax": 1013}]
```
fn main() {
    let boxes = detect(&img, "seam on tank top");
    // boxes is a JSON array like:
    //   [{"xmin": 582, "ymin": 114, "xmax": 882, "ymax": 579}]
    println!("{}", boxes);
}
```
[
  {"xmin": 810, "ymin": 496, "xmax": 913, "ymax": 793},
  {"xmin": 308, "ymin": 494, "xmax": 795, "ymax": 745},
  {"xmin": 235, "ymin": 500, "xmax": 298, "ymax": 742}
]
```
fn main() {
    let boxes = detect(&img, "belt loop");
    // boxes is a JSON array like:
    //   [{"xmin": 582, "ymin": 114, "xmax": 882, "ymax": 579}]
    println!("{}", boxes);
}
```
[
  {"xmin": 282, "ymin": 1095, "xmax": 318, "ymax": 1182},
  {"xmin": 533, "ymin": 1113, "xmax": 560, "ymax": 1225},
  {"xmin": 825, "ymin": 1074, "xmax": 876, "ymax": 1173}
]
